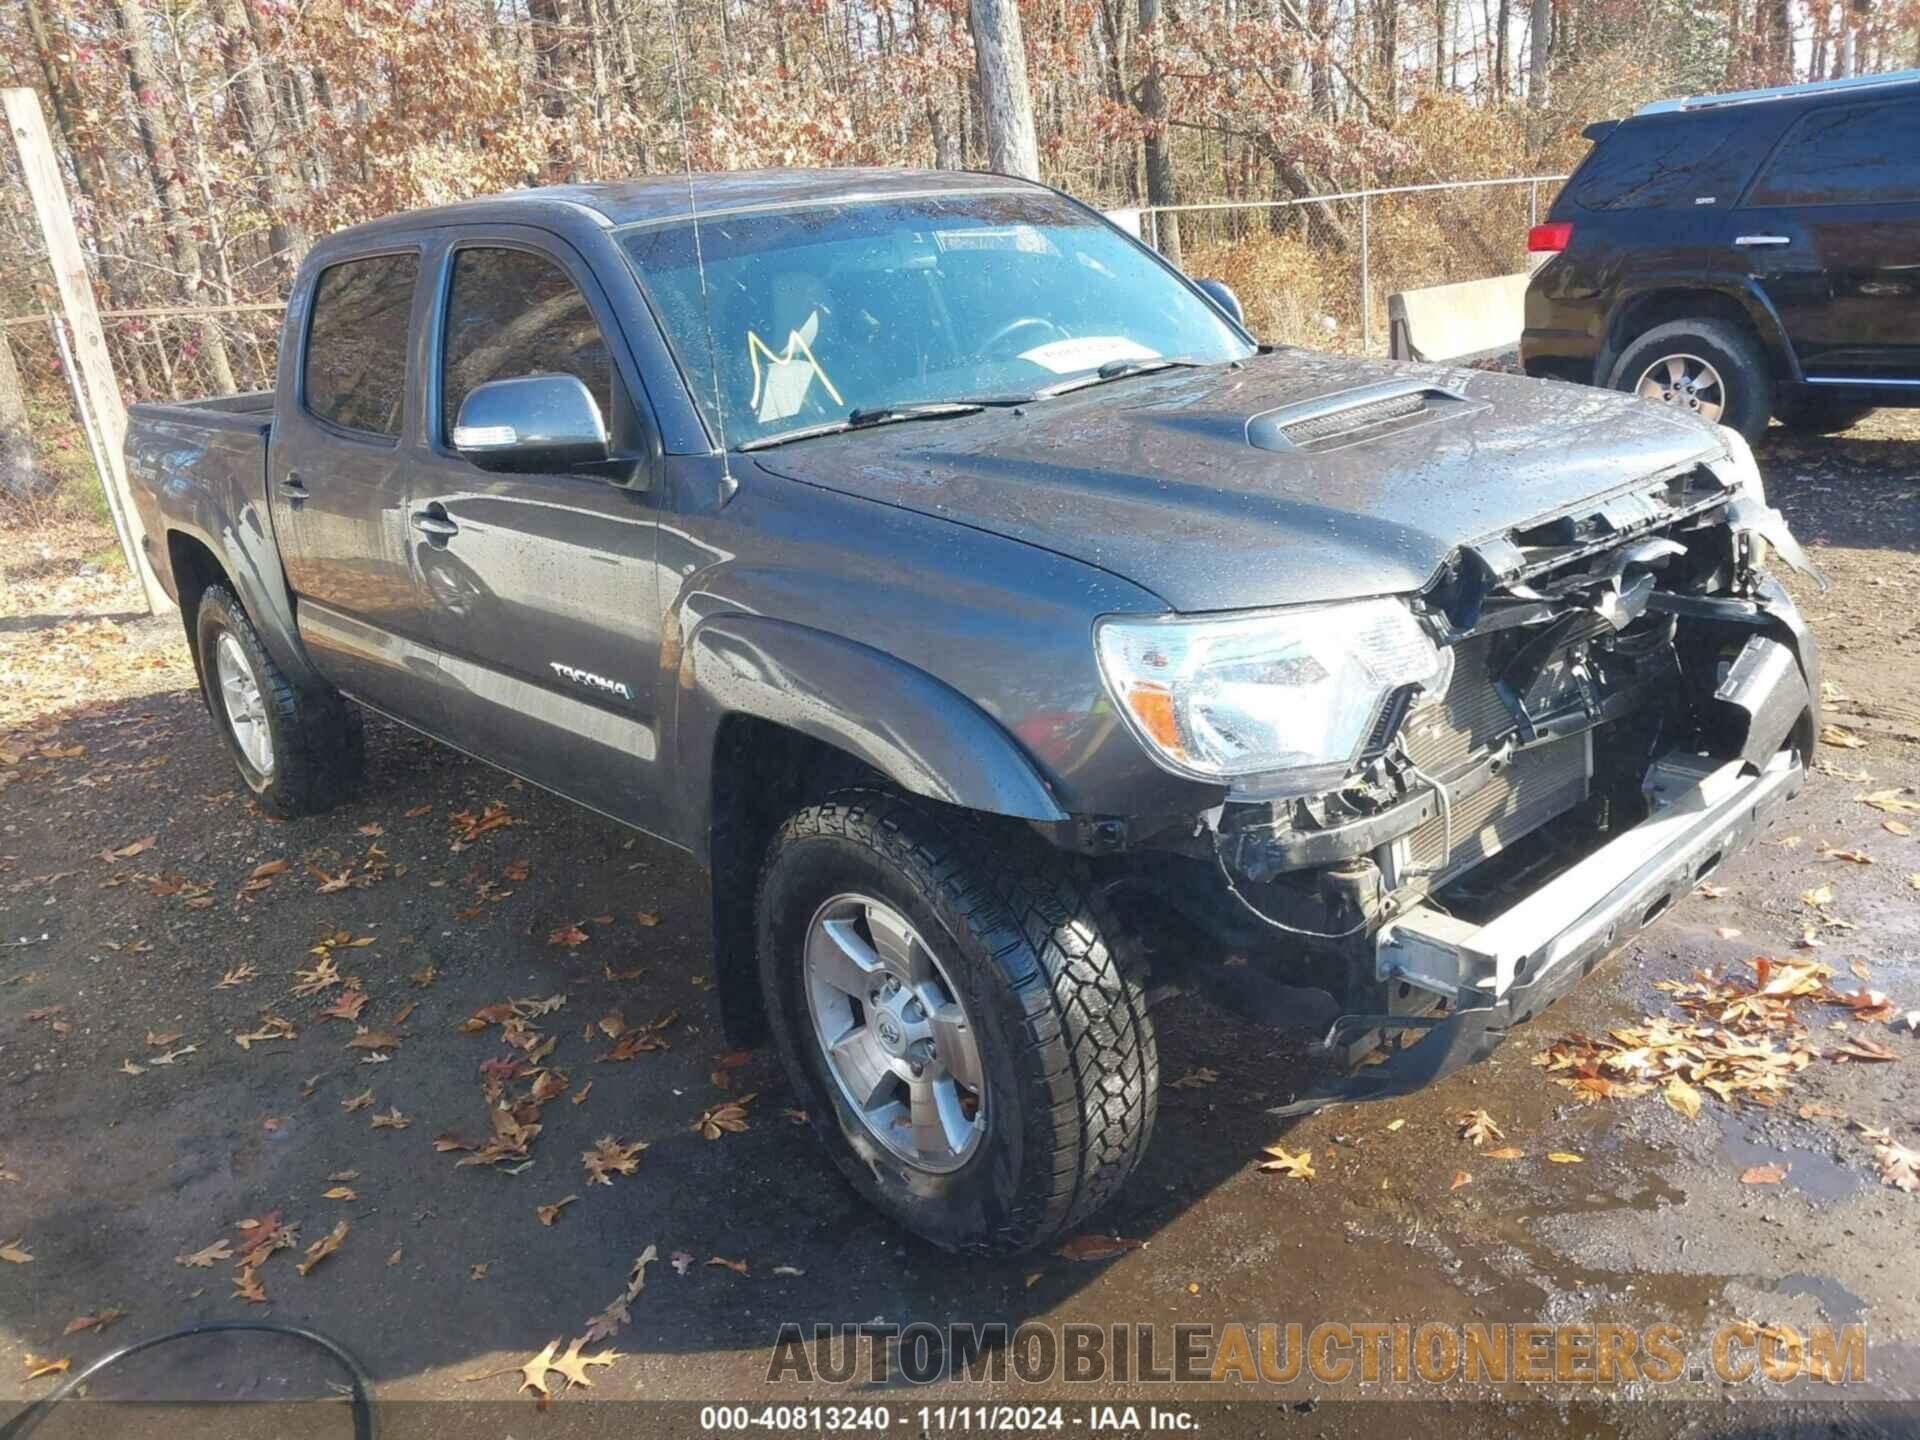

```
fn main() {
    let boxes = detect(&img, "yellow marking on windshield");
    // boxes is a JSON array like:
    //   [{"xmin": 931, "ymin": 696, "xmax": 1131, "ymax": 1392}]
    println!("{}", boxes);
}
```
[{"xmin": 746, "ymin": 323, "xmax": 843, "ymax": 420}]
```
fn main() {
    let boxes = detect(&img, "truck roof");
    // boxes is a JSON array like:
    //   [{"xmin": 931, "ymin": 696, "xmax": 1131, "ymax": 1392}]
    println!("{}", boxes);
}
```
[{"xmin": 325, "ymin": 167, "xmax": 1042, "ymax": 245}]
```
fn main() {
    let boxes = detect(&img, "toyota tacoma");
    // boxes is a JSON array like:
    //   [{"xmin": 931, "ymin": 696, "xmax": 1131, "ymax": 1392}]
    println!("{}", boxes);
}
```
[{"xmin": 126, "ymin": 169, "xmax": 1821, "ymax": 1253}]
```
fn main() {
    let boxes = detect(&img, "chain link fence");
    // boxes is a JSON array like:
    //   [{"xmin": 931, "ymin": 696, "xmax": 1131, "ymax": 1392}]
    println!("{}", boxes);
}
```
[{"xmin": 1142, "ymin": 174, "xmax": 1566, "ymax": 355}]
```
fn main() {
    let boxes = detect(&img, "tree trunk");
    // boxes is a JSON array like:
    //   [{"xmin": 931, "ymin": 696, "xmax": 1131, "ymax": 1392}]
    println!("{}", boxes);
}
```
[
  {"xmin": 112, "ymin": 0, "xmax": 237, "ymax": 394},
  {"xmin": 1494, "ymin": 0, "xmax": 1510, "ymax": 100},
  {"xmin": 216, "ymin": 0, "xmax": 308, "ymax": 272},
  {"xmin": 1434, "ymin": 0, "xmax": 1449, "ymax": 89},
  {"xmin": 1527, "ymin": 0, "xmax": 1551, "ymax": 105},
  {"xmin": 1138, "ymin": 0, "xmax": 1182, "ymax": 266},
  {"xmin": 0, "ymin": 331, "xmax": 39, "ymax": 503},
  {"xmin": 966, "ymin": 0, "xmax": 1041, "ymax": 179}
]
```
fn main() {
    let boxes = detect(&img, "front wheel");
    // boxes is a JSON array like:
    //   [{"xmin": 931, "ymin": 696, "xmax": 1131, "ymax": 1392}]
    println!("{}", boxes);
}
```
[
  {"xmin": 1608, "ymin": 318, "xmax": 1772, "ymax": 442},
  {"xmin": 193, "ymin": 584, "xmax": 363, "ymax": 818},
  {"xmin": 757, "ymin": 791, "xmax": 1158, "ymax": 1254}
]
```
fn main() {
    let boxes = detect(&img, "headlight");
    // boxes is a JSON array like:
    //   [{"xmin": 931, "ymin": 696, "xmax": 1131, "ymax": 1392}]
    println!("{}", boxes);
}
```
[
  {"xmin": 1094, "ymin": 598, "xmax": 1443, "ymax": 798},
  {"xmin": 1710, "ymin": 425, "xmax": 1766, "ymax": 506}
]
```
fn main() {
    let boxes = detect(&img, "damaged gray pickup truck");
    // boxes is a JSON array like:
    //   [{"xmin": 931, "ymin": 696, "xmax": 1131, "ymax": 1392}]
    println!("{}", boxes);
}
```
[{"xmin": 127, "ymin": 169, "xmax": 1821, "ymax": 1254}]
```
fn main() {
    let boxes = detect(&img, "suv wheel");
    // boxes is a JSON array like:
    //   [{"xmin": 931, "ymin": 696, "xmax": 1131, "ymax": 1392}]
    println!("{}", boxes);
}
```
[
  {"xmin": 757, "ymin": 790, "xmax": 1157, "ymax": 1254},
  {"xmin": 193, "ymin": 584, "xmax": 364, "ymax": 818},
  {"xmin": 1608, "ymin": 318, "xmax": 1772, "ymax": 442}
]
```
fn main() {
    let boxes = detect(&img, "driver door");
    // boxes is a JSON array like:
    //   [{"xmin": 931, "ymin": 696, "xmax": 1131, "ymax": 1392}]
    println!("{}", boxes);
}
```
[{"xmin": 406, "ymin": 227, "xmax": 671, "ymax": 826}]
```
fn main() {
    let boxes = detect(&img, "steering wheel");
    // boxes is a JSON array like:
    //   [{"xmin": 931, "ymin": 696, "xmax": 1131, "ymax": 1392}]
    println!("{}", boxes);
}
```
[{"xmin": 978, "ymin": 316, "xmax": 1063, "ymax": 359}]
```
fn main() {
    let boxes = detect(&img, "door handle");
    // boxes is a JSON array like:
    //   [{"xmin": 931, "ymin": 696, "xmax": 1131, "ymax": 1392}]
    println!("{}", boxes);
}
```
[
  {"xmin": 411, "ymin": 511, "xmax": 459, "ymax": 540},
  {"xmin": 278, "ymin": 473, "xmax": 309, "ymax": 501},
  {"xmin": 1733, "ymin": 235, "xmax": 1791, "ymax": 247}
]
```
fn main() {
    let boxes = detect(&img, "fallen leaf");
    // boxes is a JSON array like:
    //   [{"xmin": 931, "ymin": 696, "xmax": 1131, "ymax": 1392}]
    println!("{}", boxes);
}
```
[
  {"xmin": 1885, "ymin": 820, "xmax": 1913, "ymax": 837},
  {"xmin": 1258, "ymin": 1143, "xmax": 1315, "ymax": 1179},
  {"xmin": 706, "ymin": 1255, "xmax": 749, "ymax": 1274},
  {"xmin": 1832, "ymin": 1035, "xmax": 1898, "ymax": 1063},
  {"xmin": 322, "ymin": 1186, "xmax": 358, "ymax": 1201},
  {"xmin": 583, "ymin": 1246, "xmax": 657, "ymax": 1341},
  {"xmin": 1055, "ymin": 1234, "xmax": 1144, "ymax": 1262},
  {"xmin": 23, "ymin": 1355, "xmax": 70, "ymax": 1381},
  {"xmin": 387, "ymin": 1248, "xmax": 403, "ymax": 1266},
  {"xmin": 232, "ymin": 1265, "xmax": 268, "ymax": 1304},
  {"xmin": 582, "ymin": 1136, "xmax": 647, "ymax": 1184},
  {"xmin": 1385, "ymin": 1118, "xmax": 1406, "ymax": 1132},
  {"xmin": 1875, "ymin": 1141, "xmax": 1920, "ymax": 1193},
  {"xmin": 1820, "ymin": 724, "xmax": 1867, "ymax": 750},
  {"xmin": 347, "ymin": 1029, "xmax": 401, "ymax": 1052},
  {"xmin": 1801, "ymin": 884, "xmax": 1834, "ymax": 907},
  {"xmin": 634, "ymin": 911, "xmax": 660, "ymax": 927},
  {"xmin": 249, "ymin": 859, "xmax": 289, "ymax": 880},
  {"xmin": 1450, "ymin": 1169, "xmax": 1472, "ymax": 1190},
  {"xmin": 120, "ymin": 1058, "xmax": 146, "ymax": 1076},
  {"xmin": 1546, "ymin": 1152, "xmax": 1585, "ymax": 1164},
  {"xmin": 234, "ymin": 1016, "xmax": 296, "ymax": 1050},
  {"xmin": 370, "ymin": 1106, "xmax": 410, "ymax": 1129},
  {"xmin": 772, "ymin": 1264, "xmax": 804, "ymax": 1277},
  {"xmin": 1457, "ymin": 1109, "xmax": 1505, "ymax": 1146},
  {"xmin": 103, "ymin": 834, "xmax": 157, "ymax": 861},
  {"xmin": 145, "ymin": 1030, "xmax": 182, "ymax": 1049},
  {"xmin": 1821, "ymin": 847, "xmax": 1874, "ymax": 865},
  {"xmin": 1168, "ymin": 1066, "xmax": 1219, "ymax": 1089},
  {"xmin": 64, "ymin": 1307, "xmax": 128, "ymax": 1335},
  {"xmin": 548, "ymin": 924, "xmax": 590, "ymax": 948},
  {"xmin": 329, "ymin": 1169, "xmax": 360, "ymax": 1182},
  {"xmin": 295, "ymin": 1220, "xmax": 349, "ymax": 1276},
  {"xmin": 341, "ymin": 1088, "xmax": 376, "ymax": 1113},
  {"xmin": 670, "ymin": 1252, "xmax": 694, "ymax": 1276},
  {"xmin": 536, "ymin": 1195, "xmax": 579, "ymax": 1226},
  {"xmin": 1741, "ymin": 1163, "xmax": 1790, "ymax": 1185},
  {"xmin": 216, "ymin": 963, "xmax": 257, "ymax": 988},
  {"xmin": 694, "ymin": 1097, "xmax": 754, "ymax": 1139},
  {"xmin": 320, "ymin": 987, "xmax": 369, "ymax": 1023},
  {"xmin": 517, "ymin": 1340, "xmax": 560, "ymax": 1396},
  {"xmin": 1484, "ymin": 1145, "xmax": 1525, "ymax": 1160},
  {"xmin": 570, "ymin": 1082, "xmax": 593, "ymax": 1106},
  {"xmin": 471, "ymin": 1263, "xmax": 490, "ymax": 1281},
  {"xmin": 174, "ymin": 1240, "xmax": 232, "ymax": 1268},
  {"xmin": 547, "ymin": 1335, "xmax": 618, "ymax": 1389},
  {"xmin": 1664, "ymin": 1077, "xmax": 1703, "ymax": 1120}
]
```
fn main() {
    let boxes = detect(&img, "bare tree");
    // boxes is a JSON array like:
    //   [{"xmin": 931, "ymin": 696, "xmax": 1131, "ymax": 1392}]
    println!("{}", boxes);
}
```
[
  {"xmin": 1528, "ymin": 0, "xmax": 1551, "ymax": 105},
  {"xmin": 1139, "ymin": 0, "xmax": 1182, "ymax": 267},
  {"xmin": 111, "ymin": 0, "xmax": 237, "ymax": 394},
  {"xmin": 216, "ymin": 0, "xmax": 309, "ymax": 272},
  {"xmin": 0, "ymin": 330, "xmax": 38, "ymax": 502},
  {"xmin": 967, "ymin": 0, "xmax": 1040, "ymax": 178}
]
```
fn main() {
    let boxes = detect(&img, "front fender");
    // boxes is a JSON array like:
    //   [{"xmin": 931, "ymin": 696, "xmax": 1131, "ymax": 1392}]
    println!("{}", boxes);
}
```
[{"xmin": 675, "ymin": 614, "xmax": 1069, "ymax": 857}]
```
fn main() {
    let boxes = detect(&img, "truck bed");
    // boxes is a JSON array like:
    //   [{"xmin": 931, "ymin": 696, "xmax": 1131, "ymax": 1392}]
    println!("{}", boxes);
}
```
[{"xmin": 128, "ymin": 391, "xmax": 276, "ymax": 437}]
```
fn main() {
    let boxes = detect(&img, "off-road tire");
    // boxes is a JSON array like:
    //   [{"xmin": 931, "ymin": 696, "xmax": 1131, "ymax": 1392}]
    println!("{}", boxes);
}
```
[
  {"xmin": 193, "ymin": 584, "xmax": 363, "ymax": 819},
  {"xmin": 757, "ymin": 789, "xmax": 1158, "ymax": 1254},
  {"xmin": 1608, "ymin": 317, "xmax": 1773, "ymax": 443},
  {"xmin": 1774, "ymin": 395, "xmax": 1873, "ymax": 436}
]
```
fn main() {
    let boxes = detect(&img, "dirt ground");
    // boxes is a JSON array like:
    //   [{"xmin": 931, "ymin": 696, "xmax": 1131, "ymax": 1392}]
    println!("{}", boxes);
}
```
[{"xmin": 2, "ymin": 414, "xmax": 1918, "ymax": 1437}]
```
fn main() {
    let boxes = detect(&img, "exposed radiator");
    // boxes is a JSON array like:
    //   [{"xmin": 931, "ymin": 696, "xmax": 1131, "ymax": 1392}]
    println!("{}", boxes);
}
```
[{"xmin": 1399, "ymin": 633, "xmax": 1592, "ymax": 881}]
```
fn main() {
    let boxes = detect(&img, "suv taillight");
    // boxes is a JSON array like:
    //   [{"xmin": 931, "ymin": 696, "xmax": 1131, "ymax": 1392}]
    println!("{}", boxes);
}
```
[{"xmin": 1528, "ymin": 221, "xmax": 1573, "ymax": 253}]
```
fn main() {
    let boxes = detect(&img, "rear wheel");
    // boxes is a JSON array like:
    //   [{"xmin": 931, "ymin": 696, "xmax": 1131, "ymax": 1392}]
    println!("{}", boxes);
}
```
[
  {"xmin": 1609, "ymin": 318, "xmax": 1772, "ymax": 442},
  {"xmin": 757, "ymin": 790, "xmax": 1158, "ymax": 1254},
  {"xmin": 193, "ymin": 584, "xmax": 363, "ymax": 818}
]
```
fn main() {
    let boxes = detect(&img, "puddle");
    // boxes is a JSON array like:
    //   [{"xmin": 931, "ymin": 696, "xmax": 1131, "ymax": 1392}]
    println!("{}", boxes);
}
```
[
  {"xmin": 1715, "ymin": 1116, "xmax": 1866, "ymax": 1204},
  {"xmin": 1768, "ymin": 1271, "xmax": 1868, "ymax": 1326}
]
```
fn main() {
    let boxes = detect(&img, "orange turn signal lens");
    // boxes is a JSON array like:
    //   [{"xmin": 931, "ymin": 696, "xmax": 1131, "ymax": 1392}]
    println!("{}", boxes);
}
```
[{"xmin": 1124, "ymin": 684, "xmax": 1184, "ymax": 757}]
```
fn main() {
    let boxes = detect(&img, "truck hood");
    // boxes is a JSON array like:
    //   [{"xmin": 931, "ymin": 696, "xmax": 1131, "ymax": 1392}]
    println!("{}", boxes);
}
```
[{"xmin": 751, "ymin": 351, "xmax": 1728, "ymax": 613}]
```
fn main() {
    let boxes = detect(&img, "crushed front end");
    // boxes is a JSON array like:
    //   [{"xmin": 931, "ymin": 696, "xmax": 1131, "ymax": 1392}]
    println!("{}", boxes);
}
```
[{"xmin": 1099, "ymin": 441, "xmax": 1821, "ymax": 1112}]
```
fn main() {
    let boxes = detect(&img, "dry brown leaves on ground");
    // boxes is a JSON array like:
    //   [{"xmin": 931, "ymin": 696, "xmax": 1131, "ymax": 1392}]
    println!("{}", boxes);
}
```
[
  {"xmin": 583, "ymin": 1245, "xmax": 657, "ymax": 1342},
  {"xmin": 1257, "ymin": 1143, "xmax": 1314, "ymax": 1179},
  {"xmin": 693, "ymin": 1093, "xmax": 755, "ymax": 1139},
  {"xmin": 1539, "ymin": 957, "xmax": 1910, "ymax": 1111},
  {"xmin": 1457, "ymin": 1109, "xmax": 1504, "ymax": 1146},
  {"xmin": 582, "ymin": 1137, "xmax": 648, "ymax": 1184}
]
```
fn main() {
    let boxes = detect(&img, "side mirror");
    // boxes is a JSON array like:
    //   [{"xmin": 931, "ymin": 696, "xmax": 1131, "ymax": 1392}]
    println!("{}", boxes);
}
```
[
  {"xmin": 1193, "ymin": 278, "xmax": 1245, "ymax": 327},
  {"xmin": 452, "ymin": 374, "xmax": 610, "ymax": 474}
]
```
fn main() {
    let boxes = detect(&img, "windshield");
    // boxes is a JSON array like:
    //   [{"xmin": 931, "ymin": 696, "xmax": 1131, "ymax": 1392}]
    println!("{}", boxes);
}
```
[{"xmin": 617, "ymin": 191, "xmax": 1254, "ymax": 448}]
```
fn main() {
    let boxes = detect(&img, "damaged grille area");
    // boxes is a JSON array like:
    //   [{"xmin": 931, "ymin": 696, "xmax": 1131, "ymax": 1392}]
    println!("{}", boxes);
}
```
[
  {"xmin": 1399, "ymin": 632, "xmax": 1592, "ymax": 882},
  {"xmin": 1406, "ymin": 734, "xmax": 1591, "ymax": 880}
]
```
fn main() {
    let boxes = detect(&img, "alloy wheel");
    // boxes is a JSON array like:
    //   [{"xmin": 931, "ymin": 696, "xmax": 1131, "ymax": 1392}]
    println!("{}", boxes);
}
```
[
  {"xmin": 802, "ymin": 892, "xmax": 986, "ymax": 1174},
  {"xmin": 1633, "ymin": 352, "xmax": 1727, "ymax": 423},
  {"xmin": 215, "ymin": 631, "xmax": 275, "ymax": 777}
]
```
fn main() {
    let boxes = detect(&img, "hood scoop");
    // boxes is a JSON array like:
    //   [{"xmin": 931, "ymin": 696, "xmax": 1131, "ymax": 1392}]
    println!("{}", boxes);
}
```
[{"xmin": 1246, "ymin": 378, "xmax": 1479, "ymax": 453}]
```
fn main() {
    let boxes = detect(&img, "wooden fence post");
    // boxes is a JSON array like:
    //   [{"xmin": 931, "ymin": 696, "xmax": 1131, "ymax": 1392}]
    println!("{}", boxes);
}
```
[{"xmin": 4, "ymin": 85, "xmax": 172, "ymax": 614}]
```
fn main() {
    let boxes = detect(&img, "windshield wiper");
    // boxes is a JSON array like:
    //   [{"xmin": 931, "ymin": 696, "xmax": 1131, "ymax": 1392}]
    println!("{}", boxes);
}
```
[
  {"xmin": 736, "ymin": 399, "xmax": 1023, "ymax": 452},
  {"xmin": 1035, "ymin": 355, "xmax": 1215, "ymax": 399}
]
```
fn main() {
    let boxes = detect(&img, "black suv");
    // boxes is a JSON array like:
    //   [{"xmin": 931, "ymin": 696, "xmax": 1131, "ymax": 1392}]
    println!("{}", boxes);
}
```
[{"xmin": 1522, "ymin": 68, "xmax": 1920, "ymax": 440}]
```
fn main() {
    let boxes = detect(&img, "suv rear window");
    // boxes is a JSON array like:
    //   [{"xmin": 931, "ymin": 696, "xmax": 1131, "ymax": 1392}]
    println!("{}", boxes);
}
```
[
  {"xmin": 1748, "ymin": 100, "xmax": 1920, "ymax": 206},
  {"xmin": 304, "ymin": 252, "xmax": 419, "ymax": 438},
  {"xmin": 1571, "ymin": 113, "xmax": 1755, "ymax": 210}
]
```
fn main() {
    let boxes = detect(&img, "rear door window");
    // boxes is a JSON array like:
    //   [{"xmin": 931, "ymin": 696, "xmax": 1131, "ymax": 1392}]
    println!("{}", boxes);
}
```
[
  {"xmin": 1571, "ymin": 113, "xmax": 1756, "ymax": 210},
  {"xmin": 1747, "ymin": 100, "xmax": 1920, "ymax": 206},
  {"xmin": 440, "ymin": 246, "xmax": 616, "ymax": 441},
  {"xmin": 303, "ymin": 252, "xmax": 418, "ymax": 438}
]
